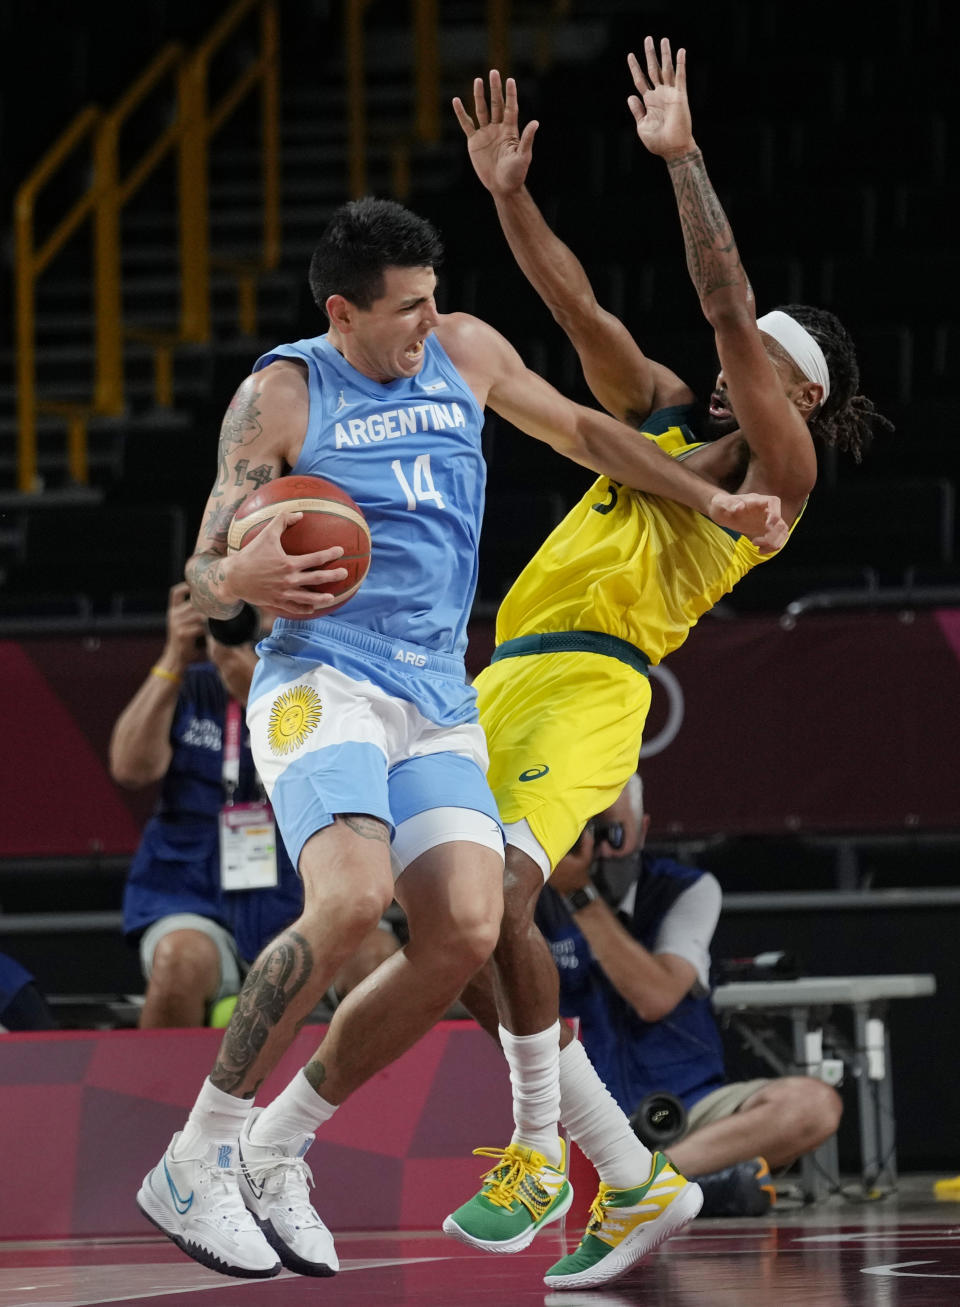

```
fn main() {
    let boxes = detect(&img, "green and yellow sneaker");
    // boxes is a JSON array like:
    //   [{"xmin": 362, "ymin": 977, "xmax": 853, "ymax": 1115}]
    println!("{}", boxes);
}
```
[
  {"xmin": 544, "ymin": 1153, "xmax": 702, "ymax": 1290},
  {"xmin": 443, "ymin": 1140, "xmax": 573, "ymax": 1253}
]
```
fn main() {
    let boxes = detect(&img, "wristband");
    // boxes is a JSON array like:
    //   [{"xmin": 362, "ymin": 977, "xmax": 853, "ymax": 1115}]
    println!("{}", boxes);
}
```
[
  {"xmin": 564, "ymin": 883, "xmax": 600, "ymax": 913},
  {"xmin": 149, "ymin": 665, "xmax": 182, "ymax": 685},
  {"xmin": 208, "ymin": 603, "xmax": 260, "ymax": 647}
]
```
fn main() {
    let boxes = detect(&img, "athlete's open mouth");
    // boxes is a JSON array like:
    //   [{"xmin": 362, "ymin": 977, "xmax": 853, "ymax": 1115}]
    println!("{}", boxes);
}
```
[
  {"xmin": 709, "ymin": 390, "xmax": 731, "ymax": 419},
  {"xmin": 405, "ymin": 339, "xmax": 424, "ymax": 362}
]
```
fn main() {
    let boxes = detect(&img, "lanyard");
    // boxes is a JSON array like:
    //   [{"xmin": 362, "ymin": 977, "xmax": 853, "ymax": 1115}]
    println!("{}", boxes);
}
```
[
  {"xmin": 222, "ymin": 698, "xmax": 242, "ymax": 801},
  {"xmin": 218, "ymin": 697, "xmax": 277, "ymax": 891}
]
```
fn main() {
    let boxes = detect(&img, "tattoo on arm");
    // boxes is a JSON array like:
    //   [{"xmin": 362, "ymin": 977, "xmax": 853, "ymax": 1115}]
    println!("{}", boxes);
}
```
[
  {"xmin": 233, "ymin": 461, "xmax": 275, "ymax": 491},
  {"xmin": 246, "ymin": 463, "xmax": 275, "ymax": 489},
  {"xmin": 214, "ymin": 386, "xmax": 265, "ymax": 495},
  {"xmin": 185, "ymin": 551, "xmax": 242, "ymax": 619},
  {"xmin": 667, "ymin": 148, "xmax": 751, "ymax": 302},
  {"xmin": 211, "ymin": 930, "xmax": 314, "ymax": 1096},
  {"xmin": 339, "ymin": 815, "xmax": 391, "ymax": 844},
  {"xmin": 203, "ymin": 499, "xmax": 246, "ymax": 542}
]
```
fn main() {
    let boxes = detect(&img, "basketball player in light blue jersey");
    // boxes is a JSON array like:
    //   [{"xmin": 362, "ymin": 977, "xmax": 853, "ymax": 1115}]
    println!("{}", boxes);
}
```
[{"xmin": 137, "ymin": 195, "xmax": 789, "ymax": 1281}]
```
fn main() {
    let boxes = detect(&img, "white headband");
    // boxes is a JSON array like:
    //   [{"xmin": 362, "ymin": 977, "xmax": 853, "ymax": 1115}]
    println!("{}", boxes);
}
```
[{"xmin": 756, "ymin": 310, "xmax": 830, "ymax": 404}]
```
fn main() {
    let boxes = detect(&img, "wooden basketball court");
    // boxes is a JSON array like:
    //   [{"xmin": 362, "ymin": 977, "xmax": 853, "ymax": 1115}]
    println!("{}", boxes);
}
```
[{"xmin": 3, "ymin": 1180, "xmax": 959, "ymax": 1307}]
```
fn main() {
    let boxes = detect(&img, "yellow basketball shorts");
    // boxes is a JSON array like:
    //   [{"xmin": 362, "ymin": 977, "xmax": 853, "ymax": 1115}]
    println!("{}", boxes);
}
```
[{"xmin": 474, "ymin": 649, "xmax": 652, "ymax": 871}]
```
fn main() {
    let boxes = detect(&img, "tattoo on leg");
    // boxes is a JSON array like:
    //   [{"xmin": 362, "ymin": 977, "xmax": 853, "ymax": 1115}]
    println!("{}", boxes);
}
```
[
  {"xmin": 211, "ymin": 929, "xmax": 314, "ymax": 1095},
  {"xmin": 340, "ymin": 814, "xmax": 390, "ymax": 844},
  {"xmin": 304, "ymin": 1060, "xmax": 328, "ymax": 1092}
]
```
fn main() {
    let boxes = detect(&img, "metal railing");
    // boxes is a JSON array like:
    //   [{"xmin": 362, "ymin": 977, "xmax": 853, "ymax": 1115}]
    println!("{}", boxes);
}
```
[
  {"xmin": 344, "ymin": 0, "xmax": 571, "ymax": 199},
  {"xmin": 13, "ymin": 0, "xmax": 280, "ymax": 494}
]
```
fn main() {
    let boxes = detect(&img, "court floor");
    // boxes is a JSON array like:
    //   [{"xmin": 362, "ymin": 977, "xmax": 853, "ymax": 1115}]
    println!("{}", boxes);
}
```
[{"xmin": 2, "ymin": 1177, "xmax": 958, "ymax": 1307}]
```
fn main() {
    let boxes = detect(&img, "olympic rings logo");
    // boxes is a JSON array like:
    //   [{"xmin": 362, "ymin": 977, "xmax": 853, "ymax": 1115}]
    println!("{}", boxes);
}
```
[{"xmin": 639, "ymin": 664, "xmax": 685, "ymax": 758}]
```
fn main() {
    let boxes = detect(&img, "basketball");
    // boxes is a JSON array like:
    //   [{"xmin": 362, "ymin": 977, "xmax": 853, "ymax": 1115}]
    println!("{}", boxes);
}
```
[{"xmin": 227, "ymin": 474, "xmax": 371, "ymax": 612}]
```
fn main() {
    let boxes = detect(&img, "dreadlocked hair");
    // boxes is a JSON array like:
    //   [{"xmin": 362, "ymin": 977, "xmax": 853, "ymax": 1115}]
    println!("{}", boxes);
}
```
[{"xmin": 773, "ymin": 304, "xmax": 894, "ymax": 462}]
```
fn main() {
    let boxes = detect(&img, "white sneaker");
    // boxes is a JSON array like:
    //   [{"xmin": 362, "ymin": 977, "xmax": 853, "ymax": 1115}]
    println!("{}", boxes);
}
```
[
  {"xmin": 137, "ymin": 1132, "xmax": 281, "ymax": 1279},
  {"xmin": 237, "ymin": 1109, "xmax": 338, "ymax": 1277}
]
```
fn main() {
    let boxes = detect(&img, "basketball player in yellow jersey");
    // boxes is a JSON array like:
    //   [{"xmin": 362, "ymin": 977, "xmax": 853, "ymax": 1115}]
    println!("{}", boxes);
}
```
[{"xmin": 446, "ymin": 41, "xmax": 890, "ymax": 1290}]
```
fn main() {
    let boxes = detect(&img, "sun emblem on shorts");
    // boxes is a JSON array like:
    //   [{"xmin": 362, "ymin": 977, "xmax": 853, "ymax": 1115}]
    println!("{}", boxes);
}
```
[{"xmin": 267, "ymin": 685, "xmax": 323, "ymax": 756}]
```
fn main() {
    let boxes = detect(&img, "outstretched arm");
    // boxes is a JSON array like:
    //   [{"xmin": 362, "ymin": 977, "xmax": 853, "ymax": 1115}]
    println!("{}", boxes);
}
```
[
  {"xmin": 440, "ymin": 313, "xmax": 787, "ymax": 551},
  {"xmin": 627, "ymin": 38, "xmax": 816, "ymax": 513},
  {"xmin": 453, "ymin": 71, "xmax": 692, "ymax": 426}
]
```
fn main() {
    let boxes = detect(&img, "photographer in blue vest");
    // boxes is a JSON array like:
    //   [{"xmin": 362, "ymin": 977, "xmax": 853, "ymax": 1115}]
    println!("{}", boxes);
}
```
[
  {"xmin": 539, "ymin": 773, "xmax": 842, "ymax": 1216},
  {"xmin": 111, "ymin": 583, "xmax": 398, "ymax": 1028}
]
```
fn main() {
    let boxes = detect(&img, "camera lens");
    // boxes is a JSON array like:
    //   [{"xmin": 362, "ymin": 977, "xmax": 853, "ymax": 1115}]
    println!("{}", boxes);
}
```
[
  {"xmin": 594, "ymin": 821, "xmax": 625, "ymax": 850},
  {"xmin": 207, "ymin": 603, "xmax": 260, "ymax": 647},
  {"xmin": 629, "ymin": 1092, "xmax": 688, "ymax": 1148}
]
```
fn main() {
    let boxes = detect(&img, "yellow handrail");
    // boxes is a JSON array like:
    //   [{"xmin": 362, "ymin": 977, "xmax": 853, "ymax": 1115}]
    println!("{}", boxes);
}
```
[
  {"xmin": 347, "ymin": 0, "xmax": 371, "ymax": 198},
  {"xmin": 345, "ymin": 0, "xmax": 543, "ymax": 204},
  {"xmin": 96, "ymin": 43, "xmax": 186, "ymax": 414},
  {"xmin": 180, "ymin": 0, "xmax": 282, "ymax": 339},
  {"xmin": 14, "ymin": 107, "xmax": 101, "ymax": 493},
  {"xmin": 12, "ymin": 0, "xmax": 281, "ymax": 493},
  {"xmin": 414, "ymin": 0, "xmax": 440, "ymax": 144},
  {"xmin": 487, "ymin": 0, "xmax": 512, "ymax": 76}
]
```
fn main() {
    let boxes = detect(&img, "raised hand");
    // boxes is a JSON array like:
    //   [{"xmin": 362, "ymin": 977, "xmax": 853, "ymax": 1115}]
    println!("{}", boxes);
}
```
[
  {"xmin": 452, "ymin": 70, "xmax": 539, "ymax": 196},
  {"xmin": 163, "ymin": 581, "xmax": 207, "ymax": 669},
  {"xmin": 626, "ymin": 36, "xmax": 694, "ymax": 160}
]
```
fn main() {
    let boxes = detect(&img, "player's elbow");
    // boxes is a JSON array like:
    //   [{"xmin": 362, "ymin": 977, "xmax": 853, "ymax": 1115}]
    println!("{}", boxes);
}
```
[
  {"xmin": 702, "ymin": 292, "xmax": 754, "ymax": 333},
  {"xmin": 551, "ymin": 288, "xmax": 602, "ymax": 337}
]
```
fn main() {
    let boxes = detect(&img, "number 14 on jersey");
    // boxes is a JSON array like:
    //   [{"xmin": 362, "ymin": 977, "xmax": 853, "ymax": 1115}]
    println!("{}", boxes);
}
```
[{"xmin": 391, "ymin": 455, "xmax": 446, "ymax": 511}]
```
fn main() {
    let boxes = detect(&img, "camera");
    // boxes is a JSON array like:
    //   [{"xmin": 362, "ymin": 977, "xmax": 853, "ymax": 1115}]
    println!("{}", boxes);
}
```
[
  {"xmin": 592, "ymin": 820, "xmax": 625, "ymax": 850},
  {"xmin": 207, "ymin": 603, "xmax": 261, "ymax": 648},
  {"xmin": 628, "ymin": 1091, "xmax": 688, "ymax": 1149}
]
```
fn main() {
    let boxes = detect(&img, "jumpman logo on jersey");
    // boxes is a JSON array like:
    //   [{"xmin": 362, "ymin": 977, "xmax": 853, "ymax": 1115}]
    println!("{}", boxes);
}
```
[{"xmin": 334, "ymin": 389, "xmax": 356, "ymax": 413}]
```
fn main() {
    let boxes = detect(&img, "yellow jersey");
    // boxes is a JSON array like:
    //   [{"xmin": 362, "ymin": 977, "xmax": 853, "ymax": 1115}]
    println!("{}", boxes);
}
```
[{"xmin": 495, "ymin": 408, "xmax": 789, "ymax": 665}]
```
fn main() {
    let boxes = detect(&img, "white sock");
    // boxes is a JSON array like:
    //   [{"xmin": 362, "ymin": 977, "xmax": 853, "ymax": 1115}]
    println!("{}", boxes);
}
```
[
  {"xmin": 247, "ymin": 1069, "xmax": 338, "ymax": 1145},
  {"xmin": 559, "ymin": 1039, "xmax": 653, "ymax": 1190},
  {"xmin": 176, "ymin": 1077, "xmax": 254, "ymax": 1156},
  {"xmin": 499, "ymin": 1022, "xmax": 563, "ymax": 1166}
]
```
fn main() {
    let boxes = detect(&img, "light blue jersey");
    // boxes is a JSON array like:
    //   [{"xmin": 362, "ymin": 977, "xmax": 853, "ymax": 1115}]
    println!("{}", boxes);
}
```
[{"xmin": 250, "ymin": 332, "xmax": 487, "ymax": 727}]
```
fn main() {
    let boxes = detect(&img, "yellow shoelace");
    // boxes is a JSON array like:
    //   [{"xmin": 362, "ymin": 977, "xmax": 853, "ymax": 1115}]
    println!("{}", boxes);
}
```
[
  {"xmin": 472, "ymin": 1146, "xmax": 547, "ymax": 1212},
  {"xmin": 585, "ymin": 1182, "xmax": 613, "ymax": 1236}
]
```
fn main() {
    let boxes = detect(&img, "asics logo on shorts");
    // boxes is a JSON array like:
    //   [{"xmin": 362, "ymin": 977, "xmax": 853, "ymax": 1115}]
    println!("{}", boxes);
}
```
[{"xmin": 519, "ymin": 765, "xmax": 550, "ymax": 782}]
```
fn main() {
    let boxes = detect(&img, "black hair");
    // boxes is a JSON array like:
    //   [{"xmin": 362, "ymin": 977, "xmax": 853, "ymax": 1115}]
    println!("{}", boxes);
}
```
[
  {"xmin": 772, "ymin": 304, "xmax": 893, "ymax": 462},
  {"xmin": 308, "ymin": 196, "xmax": 444, "ymax": 316}
]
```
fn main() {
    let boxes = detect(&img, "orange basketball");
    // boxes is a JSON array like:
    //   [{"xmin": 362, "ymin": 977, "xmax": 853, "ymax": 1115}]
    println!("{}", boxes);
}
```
[{"xmin": 227, "ymin": 474, "xmax": 371, "ymax": 613}]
